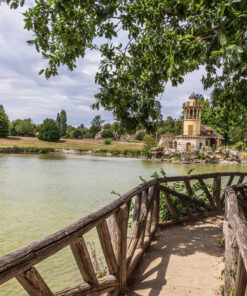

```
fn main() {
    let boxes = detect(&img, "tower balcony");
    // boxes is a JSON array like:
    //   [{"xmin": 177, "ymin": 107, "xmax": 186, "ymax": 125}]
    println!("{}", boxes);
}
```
[{"xmin": 183, "ymin": 102, "xmax": 203, "ymax": 108}]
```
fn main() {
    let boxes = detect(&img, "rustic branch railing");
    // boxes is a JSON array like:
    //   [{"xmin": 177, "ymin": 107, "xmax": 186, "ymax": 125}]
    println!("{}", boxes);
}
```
[
  {"xmin": 0, "ymin": 172, "xmax": 246, "ymax": 296},
  {"xmin": 224, "ymin": 182, "xmax": 247, "ymax": 296}
]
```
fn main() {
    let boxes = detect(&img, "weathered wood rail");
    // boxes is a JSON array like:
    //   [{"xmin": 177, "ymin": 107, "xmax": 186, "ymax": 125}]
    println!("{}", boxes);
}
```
[
  {"xmin": 224, "ymin": 182, "xmax": 247, "ymax": 296},
  {"xmin": 0, "ymin": 172, "xmax": 246, "ymax": 296}
]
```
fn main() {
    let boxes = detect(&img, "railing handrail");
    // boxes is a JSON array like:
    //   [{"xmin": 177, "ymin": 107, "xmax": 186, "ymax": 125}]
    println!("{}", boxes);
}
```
[
  {"xmin": 0, "ymin": 171, "xmax": 246, "ymax": 295},
  {"xmin": 158, "ymin": 172, "xmax": 247, "ymax": 183},
  {"xmin": 225, "ymin": 185, "xmax": 247, "ymax": 269},
  {"xmin": 224, "ymin": 183, "xmax": 247, "ymax": 295},
  {"xmin": 0, "ymin": 178, "xmax": 157, "ymax": 285}
]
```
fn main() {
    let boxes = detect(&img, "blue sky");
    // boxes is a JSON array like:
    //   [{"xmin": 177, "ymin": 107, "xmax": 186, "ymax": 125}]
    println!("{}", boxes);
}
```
[{"xmin": 0, "ymin": 3, "xmax": 212, "ymax": 126}]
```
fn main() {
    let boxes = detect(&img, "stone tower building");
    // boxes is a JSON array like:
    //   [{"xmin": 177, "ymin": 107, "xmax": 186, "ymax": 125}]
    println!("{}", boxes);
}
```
[
  {"xmin": 159, "ymin": 93, "xmax": 224, "ymax": 152},
  {"xmin": 183, "ymin": 93, "xmax": 203, "ymax": 136}
]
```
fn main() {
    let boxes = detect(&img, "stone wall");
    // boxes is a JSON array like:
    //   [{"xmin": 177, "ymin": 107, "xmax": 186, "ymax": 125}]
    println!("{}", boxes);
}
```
[
  {"xmin": 159, "ymin": 136, "xmax": 176, "ymax": 149},
  {"xmin": 176, "ymin": 138, "xmax": 206, "ymax": 152}
]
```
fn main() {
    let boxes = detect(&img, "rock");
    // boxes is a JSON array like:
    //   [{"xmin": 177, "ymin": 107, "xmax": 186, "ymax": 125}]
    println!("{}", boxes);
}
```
[{"xmin": 151, "ymin": 147, "xmax": 163, "ymax": 158}]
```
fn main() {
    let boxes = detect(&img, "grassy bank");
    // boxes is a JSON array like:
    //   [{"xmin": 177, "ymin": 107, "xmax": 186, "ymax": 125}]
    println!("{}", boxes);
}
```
[{"xmin": 0, "ymin": 136, "xmax": 144, "ymax": 155}]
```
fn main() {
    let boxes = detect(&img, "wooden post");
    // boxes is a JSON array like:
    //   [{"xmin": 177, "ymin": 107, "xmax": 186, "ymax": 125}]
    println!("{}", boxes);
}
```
[
  {"xmin": 107, "ymin": 204, "xmax": 129, "ymax": 295},
  {"xmin": 235, "ymin": 253, "xmax": 247, "ymax": 296},
  {"xmin": 119, "ymin": 204, "xmax": 129, "ymax": 294},
  {"xmin": 127, "ymin": 194, "xmax": 142, "ymax": 265},
  {"xmin": 145, "ymin": 204, "xmax": 153, "ymax": 240},
  {"xmin": 97, "ymin": 220, "xmax": 118, "ymax": 275},
  {"xmin": 16, "ymin": 267, "xmax": 53, "ymax": 296},
  {"xmin": 162, "ymin": 190, "xmax": 180, "ymax": 220},
  {"xmin": 213, "ymin": 175, "xmax": 221, "ymax": 210},
  {"xmin": 70, "ymin": 237, "xmax": 98, "ymax": 285},
  {"xmin": 221, "ymin": 175, "xmax": 234, "ymax": 203},
  {"xmin": 184, "ymin": 179, "xmax": 193, "ymax": 197},
  {"xmin": 151, "ymin": 184, "xmax": 160, "ymax": 233},
  {"xmin": 198, "ymin": 178, "xmax": 215, "ymax": 208},
  {"xmin": 224, "ymin": 220, "xmax": 238, "ymax": 295},
  {"xmin": 238, "ymin": 176, "xmax": 245, "ymax": 184},
  {"xmin": 137, "ymin": 189, "xmax": 148, "ymax": 249}
]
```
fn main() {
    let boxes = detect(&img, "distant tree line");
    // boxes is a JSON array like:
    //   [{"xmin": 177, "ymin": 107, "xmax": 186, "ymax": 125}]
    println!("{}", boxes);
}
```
[
  {"xmin": 0, "ymin": 107, "xmax": 120, "ymax": 142},
  {"xmin": 0, "ymin": 92, "xmax": 245, "ymax": 149}
]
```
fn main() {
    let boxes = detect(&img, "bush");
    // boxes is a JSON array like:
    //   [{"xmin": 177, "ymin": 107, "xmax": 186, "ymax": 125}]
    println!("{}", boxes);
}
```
[
  {"xmin": 104, "ymin": 138, "xmax": 112, "ymax": 145},
  {"xmin": 135, "ymin": 131, "xmax": 145, "ymax": 141},
  {"xmin": 142, "ymin": 135, "xmax": 157, "ymax": 158},
  {"xmin": 232, "ymin": 141, "xmax": 246, "ymax": 151},
  {"xmin": 101, "ymin": 129, "xmax": 114, "ymax": 138},
  {"xmin": 0, "ymin": 109, "xmax": 9, "ymax": 137},
  {"xmin": 72, "ymin": 128, "xmax": 82, "ymax": 139},
  {"xmin": 38, "ymin": 118, "xmax": 60, "ymax": 142}
]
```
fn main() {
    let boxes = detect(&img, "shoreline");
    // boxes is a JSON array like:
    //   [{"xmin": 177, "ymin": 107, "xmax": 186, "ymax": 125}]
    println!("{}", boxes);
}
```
[{"xmin": 0, "ymin": 147, "xmax": 246, "ymax": 164}]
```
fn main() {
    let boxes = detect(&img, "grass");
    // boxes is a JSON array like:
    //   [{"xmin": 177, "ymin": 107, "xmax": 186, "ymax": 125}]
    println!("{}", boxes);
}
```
[{"xmin": 0, "ymin": 136, "xmax": 144, "ymax": 154}]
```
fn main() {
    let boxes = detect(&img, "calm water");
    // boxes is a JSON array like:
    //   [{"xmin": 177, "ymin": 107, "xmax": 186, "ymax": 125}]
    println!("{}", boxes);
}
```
[{"xmin": 0, "ymin": 154, "xmax": 246, "ymax": 295}]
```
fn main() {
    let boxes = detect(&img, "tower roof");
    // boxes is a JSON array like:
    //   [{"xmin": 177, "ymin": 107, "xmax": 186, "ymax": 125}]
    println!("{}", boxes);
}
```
[{"xmin": 189, "ymin": 92, "xmax": 199, "ymax": 100}]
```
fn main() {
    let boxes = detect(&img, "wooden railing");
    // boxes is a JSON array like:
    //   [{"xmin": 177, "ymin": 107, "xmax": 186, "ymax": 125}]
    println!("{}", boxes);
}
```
[
  {"xmin": 0, "ymin": 172, "xmax": 246, "ymax": 296},
  {"xmin": 224, "ymin": 182, "xmax": 247, "ymax": 296}
]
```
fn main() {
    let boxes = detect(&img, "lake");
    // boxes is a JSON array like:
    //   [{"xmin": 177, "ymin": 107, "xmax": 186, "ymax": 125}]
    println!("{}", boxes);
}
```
[{"xmin": 0, "ymin": 154, "xmax": 246, "ymax": 295}]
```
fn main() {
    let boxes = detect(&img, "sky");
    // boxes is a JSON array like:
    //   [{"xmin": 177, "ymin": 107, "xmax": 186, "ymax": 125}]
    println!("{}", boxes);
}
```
[{"xmin": 0, "ymin": 3, "xmax": 212, "ymax": 127}]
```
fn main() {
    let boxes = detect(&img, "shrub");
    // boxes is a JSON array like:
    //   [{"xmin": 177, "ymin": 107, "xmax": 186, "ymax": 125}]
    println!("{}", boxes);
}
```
[
  {"xmin": 142, "ymin": 135, "xmax": 157, "ymax": 158},
  {"xmin": 38, "ymin": 118, "xmax": 60, "ymax": 142},
  {"xmin": 0, "ymin": 109, "xmax": 9, "ymax": 137},
  {"xmin": 149, "ymin": 169, "xmax": 210, "ymax": 222},
  {"xmin": 72, "ymin": 128, "xmax": 82, "ymax": 139},
  {"xmin": 101, "ymin": 129, "xmax": 114, "ymax": 138},
  {"xmin": 104, "ymin": 138, "xmax": 112, "ymax": 145},
  {"xmin": 232, "ymin": 141, "xmax": 246, "ymax": 151},
  {"xmin": 135, "ymin": 131, "xmax": 145, "ymax": 141}
]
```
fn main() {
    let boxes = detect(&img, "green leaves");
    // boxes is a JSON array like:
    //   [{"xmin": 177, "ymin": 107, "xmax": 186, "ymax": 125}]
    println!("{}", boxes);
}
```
[{"xmin": 6, "ymin": 0, "xmax": 247, "ymax": 131}]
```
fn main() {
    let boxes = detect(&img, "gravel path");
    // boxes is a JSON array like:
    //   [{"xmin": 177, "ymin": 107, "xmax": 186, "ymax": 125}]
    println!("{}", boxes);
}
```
[{"xmin": 129, "ymin": 216, "xmax": 224, "ymax": 296}]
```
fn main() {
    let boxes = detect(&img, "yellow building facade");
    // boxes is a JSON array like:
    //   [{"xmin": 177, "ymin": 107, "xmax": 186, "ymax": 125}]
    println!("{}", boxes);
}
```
[{"xmin": 159, "ymin": 94, "xmax": 224, "ymax": 152}]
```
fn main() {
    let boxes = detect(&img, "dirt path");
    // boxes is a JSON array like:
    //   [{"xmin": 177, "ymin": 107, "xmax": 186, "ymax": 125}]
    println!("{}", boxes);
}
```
[{"xmin": 129, "ymin": 216, "xmax": 224, "ymax": 296}]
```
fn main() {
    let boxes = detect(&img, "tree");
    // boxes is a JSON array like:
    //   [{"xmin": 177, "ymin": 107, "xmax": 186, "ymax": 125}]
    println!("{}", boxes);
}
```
[
  {"xmin": 0, "ymin": 109, "xmax": 9, "ymax": 137},
  {"xmin": 201, "ymin": 94, "xmax": 247, "ymax": 145},
  {"xmin": 38, "ymin": 118, "xmax": 60, "ymax": 142},
  {"xmin": 60, "ymin": 110, "xmax": 67, "ymax": 137},
  {"xmin": 72, "ymin": 128, "xmax": 82, "ymax": 139},
  {"xmin": 158, "ymin": 116, "xmax": 182, "ymax": 136},
  {"xmin": 7, "ymin": 0, "xmax": 247, "ymax": 131},
  {"xmin": 112, "ymin": 122, "xmax": 125, "ymax": 137},
  {"xmin": 90, "ymin": 115, "xmax": 104, "ymax": 137},
  {"xmin": 56, "ymin": 113, "xmax": 61, "ymax": 132},
  {"xmin": 10, "ymin": 118, "xmax": 35, "ymax": 137},
  {"xmin": 154, "ymin": 100, "xmax": 163, "ymax": 139},
  {"xmin": 101, "ymin": 129, "xmax": 114, "ymax": 139}
]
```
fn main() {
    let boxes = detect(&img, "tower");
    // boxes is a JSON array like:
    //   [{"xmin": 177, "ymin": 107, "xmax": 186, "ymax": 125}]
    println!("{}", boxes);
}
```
[{"xmin": 183, "ymin": 93, "xmax": 203, "ymax": 136}]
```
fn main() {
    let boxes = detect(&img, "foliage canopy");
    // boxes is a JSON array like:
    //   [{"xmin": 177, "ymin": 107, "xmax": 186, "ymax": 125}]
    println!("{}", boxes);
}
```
[
  {"xmin": 10, "ymin": 118, "xmax": 35, "ymax": 137},
  {"xmin": 38, "ymin": 118, "xmax": 61, "ymax": 142},
  {"xmin": 7, "ymin": 0, "xmax": 247, "ymax": 131},
  {"xmin": 0, "ymin": 109, "xmax": 9, "ymax": 137}
]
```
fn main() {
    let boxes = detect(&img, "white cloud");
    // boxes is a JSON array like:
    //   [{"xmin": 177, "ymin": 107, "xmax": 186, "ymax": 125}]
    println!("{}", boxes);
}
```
[{"xmin": 0, "ymin": 3, "xmax": 213, "ymax": 126}]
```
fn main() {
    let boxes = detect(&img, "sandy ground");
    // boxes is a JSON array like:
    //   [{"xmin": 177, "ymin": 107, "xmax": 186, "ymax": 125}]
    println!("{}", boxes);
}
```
[{"xmin": 129, "ymin": 216, "xmax": 224, "ymax": 296}]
